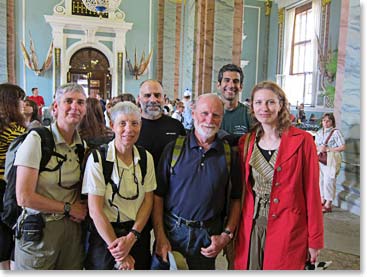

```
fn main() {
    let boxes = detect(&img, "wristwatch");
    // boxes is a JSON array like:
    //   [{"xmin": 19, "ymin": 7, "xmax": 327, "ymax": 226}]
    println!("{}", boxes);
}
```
[
  {"xmin": 63, "ymin": 202, "xmax": 71, "ymax": 217},
  {"xmin": 223, "ymin": 229, "xmax": 234, "ymax": 240},
  {"xmin": 130, "ymin": 228, "xmax": 141, "ymax": 240}
]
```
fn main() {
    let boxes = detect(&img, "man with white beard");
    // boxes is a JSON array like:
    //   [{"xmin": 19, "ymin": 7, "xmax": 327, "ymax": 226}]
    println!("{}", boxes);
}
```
[
  {"xmin": 151, "ymin": 93, "xmax": 242, "ymax": 270},
  {"xmin": 137, "ymin": 79, "xmax": 186, "ymax": 167}
]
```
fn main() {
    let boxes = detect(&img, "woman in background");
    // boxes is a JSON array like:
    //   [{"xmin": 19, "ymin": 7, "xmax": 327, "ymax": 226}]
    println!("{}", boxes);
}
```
[
  {"xmin": 22, "ymin": 99, "xmax": 42, "ymax": 129},
  {"xmin": 234, "ymin": 81, "xmax": 323, "ymax": 270},
  {"xmin": 0, "ymin": 83, "xmax": 26, "ymax": 270},
  {"xmin": 78, "ymin": 97, "xmax": 114, "ymax": 147},
  {"xmin": 315, "ymin": 113, "xmax": 345, "ymax": 213}
]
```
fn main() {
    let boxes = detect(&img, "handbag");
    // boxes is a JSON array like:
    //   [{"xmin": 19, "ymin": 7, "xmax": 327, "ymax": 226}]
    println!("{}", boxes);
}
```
[
  {"xmin": 318, "ymin": 129, "xmax": 335, "ymax": 166},
  {"xmin": 224, "ymin": 133, "xmax": 252, "ymax": 270},
  {"xmin": 318, "ymin": 152, "xmax": 327, "ymax": 165}
]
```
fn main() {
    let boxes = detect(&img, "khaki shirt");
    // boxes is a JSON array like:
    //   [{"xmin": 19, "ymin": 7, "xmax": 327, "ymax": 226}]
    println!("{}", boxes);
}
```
[{"xmin": 14, "ymin": 122, "xmax": 83, "ymax": 215}]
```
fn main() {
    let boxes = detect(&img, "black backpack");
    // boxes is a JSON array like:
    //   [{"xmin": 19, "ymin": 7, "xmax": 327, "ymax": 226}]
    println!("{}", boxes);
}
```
[
  {"xmin": 90, "ymin": 144, "xmax": 147, "ymax": 205},
  {"xmin": 1, "ymin": 127, "xmax": 84, "ymax": 229}
]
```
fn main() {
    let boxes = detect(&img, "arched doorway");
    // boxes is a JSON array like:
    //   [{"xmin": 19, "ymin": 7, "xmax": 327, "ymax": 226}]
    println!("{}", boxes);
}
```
[{"xmin": 68, "ymin": 48, "xmax": 111, "ymax": 99}]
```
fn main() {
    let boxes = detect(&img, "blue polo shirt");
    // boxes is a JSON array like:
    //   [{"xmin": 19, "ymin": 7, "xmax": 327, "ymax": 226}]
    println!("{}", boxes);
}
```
[{"xmin": 155, "ymin": 131, "xmax": 242, "ymax": 221}]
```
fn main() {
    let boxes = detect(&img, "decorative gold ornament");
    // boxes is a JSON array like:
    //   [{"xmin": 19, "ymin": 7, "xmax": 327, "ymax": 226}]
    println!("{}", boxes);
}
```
[
  {"xmin": 278, "ymin": 8, "xmax": 284, "ymax": 24},
  {"xmin": 126, "ymin": 48, "xmax": 153, "ymax": 80},
  {"xmin": 20, "ymin": 34, "xmax": 53, "ymax": 76},
  {"xmin": 265, "ymin": 0, "xmax": 272, "ymax": 16}
]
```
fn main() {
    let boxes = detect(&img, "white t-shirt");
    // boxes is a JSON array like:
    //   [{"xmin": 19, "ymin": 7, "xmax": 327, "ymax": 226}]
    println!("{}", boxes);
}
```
[{"xmin": 82, "ymin": 140, "xmax": 157, "ymax": 223}]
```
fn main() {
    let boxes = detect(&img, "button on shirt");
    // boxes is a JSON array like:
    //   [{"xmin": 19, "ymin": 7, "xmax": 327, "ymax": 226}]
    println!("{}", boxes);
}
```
[
  {"xmin": 155, "ymin": 132, "xmax": 242, "ymax": 221},
  {"xmin": 82, "ymin": 141, "xmax": 157, "ymax": 223},
  {"xmin": 14, "ymin": 123, "xmax": 84, "ymax": 216}
]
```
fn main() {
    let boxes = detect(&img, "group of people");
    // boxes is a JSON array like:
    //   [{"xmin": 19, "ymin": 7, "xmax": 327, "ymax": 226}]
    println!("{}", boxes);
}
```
[{"xmin": 0, "ymin": 63, "xmax": 346, "ymax": 270}]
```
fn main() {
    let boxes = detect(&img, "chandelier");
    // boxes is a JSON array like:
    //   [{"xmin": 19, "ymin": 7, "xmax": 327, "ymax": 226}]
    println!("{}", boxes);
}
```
[{"xmin": 82, "ymin": 0, "xmax": 122, "ymax": 14}]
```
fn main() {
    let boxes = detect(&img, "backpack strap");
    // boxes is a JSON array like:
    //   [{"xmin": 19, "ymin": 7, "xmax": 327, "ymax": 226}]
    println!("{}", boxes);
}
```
[
  {"xmin": 136, "ymin": 145, "xmax": 147, "ymax": 185},
  {"xmin": 29, "ymin": 127, "xmax": 66, "ymax": 172},
  {"xmin": 76, "ymin": 144, "xmax": 85, "ymax": 167},
  {"xmin": 223, "ymin": 140, "xmax": 231, "ymax": 174},
  {"xmin": 170, "ymin": 135, "xmax": 186, "ymax": 174},
  {"xmin": 92, "ymin": 144, "xmax": 114, "ymax": 186}
]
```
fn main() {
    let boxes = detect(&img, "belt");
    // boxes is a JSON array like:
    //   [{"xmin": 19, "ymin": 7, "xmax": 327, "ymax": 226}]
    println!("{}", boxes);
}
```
[{"xmin": 169, "ymin": 212, "xmax": 218, "ymax": 228}]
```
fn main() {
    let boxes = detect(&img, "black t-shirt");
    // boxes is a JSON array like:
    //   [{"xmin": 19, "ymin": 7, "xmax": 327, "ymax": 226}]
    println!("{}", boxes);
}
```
[{"xmin": 137, "ymin": 115, "xmax": 186, "ymax": 167}]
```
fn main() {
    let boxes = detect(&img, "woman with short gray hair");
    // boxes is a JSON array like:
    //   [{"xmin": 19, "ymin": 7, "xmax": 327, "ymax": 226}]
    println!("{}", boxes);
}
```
[
  {"xmin": 82, "ymin": 101, "xmax": 156, "ymax": 270},
  {"xmin": 14, "ymin": 83, "xmax": 88, "ymax": 269}
]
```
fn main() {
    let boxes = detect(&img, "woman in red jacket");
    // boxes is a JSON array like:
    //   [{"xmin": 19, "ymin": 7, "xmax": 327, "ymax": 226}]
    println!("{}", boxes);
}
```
[{"xmin": 234, "ymin": 81, "xmax": 323, "ymax": 270}]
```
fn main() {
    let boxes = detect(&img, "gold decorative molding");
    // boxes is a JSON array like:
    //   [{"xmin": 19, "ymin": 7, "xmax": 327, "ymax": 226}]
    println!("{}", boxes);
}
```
[
  {"xmin": 322, "ymin": 0, "xmax": 332, "ymax": 8},
  {"xmin": 265, "ymin": 0, "xmax": 272, "ymax": 16},
  {"xmin": 278, "ymin": 8, "xmax": 284, "ymax": 24}
]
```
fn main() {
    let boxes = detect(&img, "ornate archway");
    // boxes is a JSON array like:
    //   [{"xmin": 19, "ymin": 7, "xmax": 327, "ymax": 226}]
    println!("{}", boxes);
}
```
[
  {"xmin": 45, "ymin": 0, "xmax": 132, "ymax": 96},
  {"xmin": 68, "ymin": 47, "xmax": 111, "ymax": 99}
]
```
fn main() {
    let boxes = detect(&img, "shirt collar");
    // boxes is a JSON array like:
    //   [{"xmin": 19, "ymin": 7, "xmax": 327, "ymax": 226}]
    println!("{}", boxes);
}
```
[
  {"xmin": 188, "ymin": 130, "xmax": 222, "ymax": 152},
  {"xmin": 106, "ymin": 140, "xmax": 140, "ymax": 166},
  {"xmin": 51, "ymin": 121, "xmax": 83, "ymax": 147}
]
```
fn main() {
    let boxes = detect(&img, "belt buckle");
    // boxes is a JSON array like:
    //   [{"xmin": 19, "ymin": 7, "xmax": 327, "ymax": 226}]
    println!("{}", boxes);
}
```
[{"xmin": 186, "ymin": 219, "xmax": 201, "ymax": 228}]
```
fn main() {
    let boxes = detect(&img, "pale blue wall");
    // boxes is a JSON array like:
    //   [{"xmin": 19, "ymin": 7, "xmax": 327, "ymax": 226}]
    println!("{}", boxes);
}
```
[
  {"xmin": 14, "ymin": 0, "xmax": 156, "ymax": 106},
  {"xmin": 11, "ymin": 0, "xmax": 343, "ymax": 107},
  {"xmin": 15, "ymin": 0, "xmax": 55, "ymax": 105}
]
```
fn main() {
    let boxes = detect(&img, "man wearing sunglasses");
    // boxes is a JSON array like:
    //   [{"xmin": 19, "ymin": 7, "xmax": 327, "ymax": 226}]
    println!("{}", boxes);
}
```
[{"xmin": 14, "ymin": 83, "xmax": 88, "ymax": 269}]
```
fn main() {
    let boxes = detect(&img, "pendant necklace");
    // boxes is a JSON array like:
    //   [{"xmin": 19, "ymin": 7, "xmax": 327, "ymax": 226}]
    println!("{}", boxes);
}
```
[{"xmin": 262, "ymin": 138, "xmax": 280, "ymax": 156}]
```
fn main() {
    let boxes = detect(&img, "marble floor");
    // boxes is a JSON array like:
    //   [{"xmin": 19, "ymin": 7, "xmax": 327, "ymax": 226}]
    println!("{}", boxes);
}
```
[{"xmin": 214, "ymin": 206, "xmax": 360, "ymax": 270}]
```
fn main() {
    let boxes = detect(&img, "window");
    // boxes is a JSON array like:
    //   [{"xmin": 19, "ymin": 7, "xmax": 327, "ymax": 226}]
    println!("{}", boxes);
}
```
[
  {"xmin": 281, "ymin": 1, "xmax": 319, "ymax": 107},
  {"xmin": 289, "ymin": 3, "xmax": 313, "ymax": 105}
]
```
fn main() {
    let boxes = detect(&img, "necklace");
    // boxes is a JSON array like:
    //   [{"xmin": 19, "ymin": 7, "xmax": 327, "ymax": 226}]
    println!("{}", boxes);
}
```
[{"xmin": 261, "ymin": 138, "xmax": 280, "ymax": 156}]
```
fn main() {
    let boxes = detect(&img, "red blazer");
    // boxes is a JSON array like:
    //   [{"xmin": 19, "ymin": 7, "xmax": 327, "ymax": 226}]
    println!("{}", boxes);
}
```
[{"xmin": 234, "ymin": 126, "xmax": 324, "ymax": 270}]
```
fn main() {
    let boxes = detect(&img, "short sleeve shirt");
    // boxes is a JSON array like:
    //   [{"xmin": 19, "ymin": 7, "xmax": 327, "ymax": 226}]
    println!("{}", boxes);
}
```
[
  {"xmin": 155, "ymin": 131, "xmax": 242, "ymax": 221},
  {"xmin": 82, "ymin": 141, "xmax": 157, "ymax": 223},
  {"xmin": 14, "ymin": 122, "xmax": 84, "ymax": 213},
  {"xmin": 315, "ymin": 127, "xmax": 345, "ymax": 148}
]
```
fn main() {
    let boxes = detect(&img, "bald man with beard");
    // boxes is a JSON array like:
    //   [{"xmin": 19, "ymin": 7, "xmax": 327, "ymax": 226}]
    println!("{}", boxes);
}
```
[
  {"xmin": 137, "ymin": 80, "xmax": 186, "ymax": 167},
  {"xmin": 152, "ymin": 93, "xmax": 241, "ymax": 270}
]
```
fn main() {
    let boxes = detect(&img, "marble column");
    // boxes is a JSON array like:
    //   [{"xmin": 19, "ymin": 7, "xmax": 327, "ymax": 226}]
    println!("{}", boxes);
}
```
[
  {"xmin": 334, "ymin": 0, "xmax": 360, "ymax": 215},
  {"xmin": 212, "ymin": 0, "xmax": 235, "ymax": 92},
  {"xmin": 174, "ymin": 3, "xmax": 182, "ymax": 99},
  {"xmin": 156, "ymin": 0, "xmax": 164, "ymax": 82},
  {"xmin": 162, "ymin": 0, "xmax": 176, "ymax": 98},
  {"xmin": 232, "ymin": 0, "xmax": 243, "ymax": 66},
  {"xmin": 180, "ymin": 0, "xmax": 195, "ymax": 97}
]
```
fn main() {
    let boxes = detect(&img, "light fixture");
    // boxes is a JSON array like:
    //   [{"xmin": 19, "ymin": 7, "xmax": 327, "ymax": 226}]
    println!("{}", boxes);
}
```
[{"xmin": 82, "ymin": 0, "xmax": 122, "ymax": 14}]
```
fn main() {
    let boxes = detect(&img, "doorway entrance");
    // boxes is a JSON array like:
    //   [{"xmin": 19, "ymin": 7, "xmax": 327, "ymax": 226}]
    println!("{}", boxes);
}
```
[{"xmin": 68, "ymin": 47, "xmax": 111, "ymax": 99}]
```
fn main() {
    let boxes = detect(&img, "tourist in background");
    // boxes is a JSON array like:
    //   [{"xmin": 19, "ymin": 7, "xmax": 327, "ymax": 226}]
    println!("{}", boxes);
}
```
[
  {"xmin": 217, "ymin": 64, "xmax": 251, "ymax": 145},
  {"xmin": 28, "ymin": 87, "xmax": 45, "ymax": 117},
  {"xmin": 171, "ymin": 101, "xmax": 184, "ymax": 123},
  {"xmin": 0, "ymin": 83, "xmax": 27, "ymax": 270},
  {"xmin": 22, "ymin": 99, "xmax": 42, "ymax": 129},
  {"xmin": 315, "ymin": 113, "xmax": 345, "ymax": 213},
  {"xmin": 78, "ymin": 97, "xmax": 114, "ymax": 148}
]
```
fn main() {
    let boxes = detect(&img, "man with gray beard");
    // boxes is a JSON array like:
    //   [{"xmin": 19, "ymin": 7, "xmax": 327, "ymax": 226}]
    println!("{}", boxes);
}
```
[
  {"xmin": 136, "ymin": 80, "xmax": 186, "ymax": 167},
  {"xmin": 152, "ymin": 94, "xmax": 241, "ymax": 270}
]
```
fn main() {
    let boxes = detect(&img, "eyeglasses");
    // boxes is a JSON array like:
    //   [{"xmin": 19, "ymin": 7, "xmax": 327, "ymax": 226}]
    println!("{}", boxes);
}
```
[
  {"xmin": 110, "ymin": 148, "xmax": 140, "ymax": 201},
  {"xmin": 45, "ymin": 124, "xmax": 82, "ymax": 191},
  {"xmin": 110, "ymin": 168, "xmax": 139, "ymax": 201}
]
